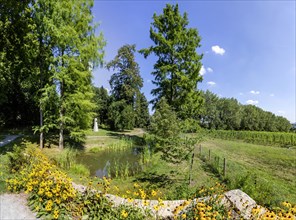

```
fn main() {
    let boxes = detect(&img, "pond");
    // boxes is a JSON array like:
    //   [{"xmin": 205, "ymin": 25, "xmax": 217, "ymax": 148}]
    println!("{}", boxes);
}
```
[{"xmin": 77, "ymin": 146, "xmax": 143, "ymax": 178}]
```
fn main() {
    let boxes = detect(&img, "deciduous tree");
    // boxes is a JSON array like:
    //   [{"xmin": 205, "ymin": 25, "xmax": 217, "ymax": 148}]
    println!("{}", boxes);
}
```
[{"xmin": 106, "ymin": 44, "xmax": 144, "ymax": 130}]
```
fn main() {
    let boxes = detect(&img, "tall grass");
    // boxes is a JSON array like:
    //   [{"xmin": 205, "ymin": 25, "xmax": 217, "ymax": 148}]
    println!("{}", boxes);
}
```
[
  {"xmin": 108, "ymin": 160, "xmax": 141, "ymax": 179},
  {"xmin": 53, "ymin": 148, "xmax": 78, "ymax": 170},
  {"xmin": 198, "ymin": 139, "xmax": 296, "ymax": 206},
  {"xmin": 50, "ymin": 148, "xmax": 90, "ymax": 177}
]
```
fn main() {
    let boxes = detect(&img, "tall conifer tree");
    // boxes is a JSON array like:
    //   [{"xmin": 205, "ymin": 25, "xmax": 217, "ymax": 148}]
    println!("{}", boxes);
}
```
[{"xmin": 140, "ymin": 4, "xmax": 204, "ymax": 119}]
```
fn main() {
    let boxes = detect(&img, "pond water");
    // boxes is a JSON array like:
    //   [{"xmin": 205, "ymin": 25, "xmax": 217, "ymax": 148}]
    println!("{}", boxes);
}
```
[{"xmin": 77, "ymin": 146, "xmax": 143, "ymax": 178}]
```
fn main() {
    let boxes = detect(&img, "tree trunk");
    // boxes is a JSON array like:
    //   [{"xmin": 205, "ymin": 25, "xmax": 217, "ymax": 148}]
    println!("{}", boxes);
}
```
[
  {"xmin": 59, "ymin": 119, "xmax": 64, "ymax": 149},
  {"xmin": 59, "ymin": 79, "xmax": 64, "ymax": 149},
  {"xmin": 39, "ymin": 107, "xmax": 44, "ymax": 149}
]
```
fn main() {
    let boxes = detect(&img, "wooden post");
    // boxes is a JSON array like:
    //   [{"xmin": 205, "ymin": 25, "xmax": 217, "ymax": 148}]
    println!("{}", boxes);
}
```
[
  {"xmin": 223, "ymin": 158, "xmax": 226, "ymax": 176},
  {"xmin": 199, "ymin": 145, "xmax": 202, "ymax": 155},
  {"xmin": 217, "ymin": 156, "xmax": 220, "ymax": 171},
  {"xmin": 209, "ymin": 149, "xmax": 211, "ymax": 161},
  {"xmin": 189, "ymin": 153, "xmax": 195, "ymax": 185}
]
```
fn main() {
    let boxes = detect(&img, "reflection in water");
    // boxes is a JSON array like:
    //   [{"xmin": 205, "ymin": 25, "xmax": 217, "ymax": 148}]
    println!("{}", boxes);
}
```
[
  {"xmin": 77, "ymin": 146, "xmax": 143, "ymax": 178},
  {"xmin": 95, "ymin": 160, "xmax": 110, "ymax": 178}
]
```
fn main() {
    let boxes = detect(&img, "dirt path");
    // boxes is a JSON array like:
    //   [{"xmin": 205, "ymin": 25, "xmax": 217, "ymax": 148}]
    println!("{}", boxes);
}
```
[
  {"xmin": 0, "ymin": 193, "xmax": 37, "ymax": 219},
  {"xmin": 0, "ymin": 135, "xmax": 21, "ymax": 147}
]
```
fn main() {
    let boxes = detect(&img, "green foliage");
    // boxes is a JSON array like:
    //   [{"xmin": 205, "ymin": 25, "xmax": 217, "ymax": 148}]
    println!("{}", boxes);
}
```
[
  {"xmin": 6, "ymin": 145, "xmax": 150, "ymax": 219},
  {"xmin": 199, "ymin": 90, "xmax": 292, "ymax": 132},
  {"xmin": 108, "ymin": 100, "xmax": 135, "ymax": 131},
  {"xmin": 69, "ymin": 164, "xmax": 90, "ymax": 177},
  {"xmin": 107, "ymin": 44, "xmax": 143, "ymax": 106},
  {"xmin": 106, "ymin": 44, "xmax": 147, "ymax": 131},
  {"xmin": 51, "ymin": 148, "xmax": 78, "ymax": 170},
  {"xmin": 206, "ymin": 129, "xmax": 296, "ymax": 147},
  {"xmin": 6, "ymin": 145, "xmax": 30, "ymax": 173},
  {"xmin": 140, "ymin": 3, "xmax": 204, "ymax": 119},
  {"xmin": 149, "ymin": 98, "xmax": 180, "ymax": 139},
  {"xmin": 134, "ymin": 92, "xmax": 150, "ymax": 128},
  {"xmin": 0, "ymin": 0, "xmax": 40, "ymax": 127},
  {"xmin": 147, "ymin": 98, "xmax": 197, "ymax": 163},
  {"xmin": 93, "ymin": 86, "xmax": 110, "ymax": 126}
]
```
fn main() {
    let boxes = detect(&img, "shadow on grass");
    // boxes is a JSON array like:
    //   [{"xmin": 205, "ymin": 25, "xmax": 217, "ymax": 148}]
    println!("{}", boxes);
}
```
[
  {"xmin": 135, "ymin": 171, "xmax": 175, "ymax": 188},
  {"xmin": 0, "ymin": 133, "xmax": 86, "ymax": 155}
]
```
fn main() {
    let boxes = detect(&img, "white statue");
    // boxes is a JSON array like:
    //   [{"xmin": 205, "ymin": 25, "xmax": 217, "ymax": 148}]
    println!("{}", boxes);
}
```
[{"xmin": 93, "ymin": 118, "xmax": 98, "ymax": 132}]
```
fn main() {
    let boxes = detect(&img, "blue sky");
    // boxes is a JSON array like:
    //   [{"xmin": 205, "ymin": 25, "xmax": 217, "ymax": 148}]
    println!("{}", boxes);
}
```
[{"xmin": 91, "ymin": 1, "xmax": 295, "ymax": 123}]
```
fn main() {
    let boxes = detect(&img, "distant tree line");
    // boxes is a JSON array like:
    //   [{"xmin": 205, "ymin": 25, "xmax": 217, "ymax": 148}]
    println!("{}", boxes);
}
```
[{"xmin": 199, "ymin": 90, "xmax": 292, "ymax": 132}]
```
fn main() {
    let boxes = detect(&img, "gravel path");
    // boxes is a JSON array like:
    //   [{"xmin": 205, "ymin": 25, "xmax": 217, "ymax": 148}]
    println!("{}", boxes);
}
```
[
  {"xmin": 0, "ymin": 135, "xmax": 21, "ymax": 147},
  {"xmin": 0, "ymin": 193, "xmax": 37, "ymax": 220},
  {"xmin": 1, "ymin": 135, "xmax": 36, "ymax": 219}
]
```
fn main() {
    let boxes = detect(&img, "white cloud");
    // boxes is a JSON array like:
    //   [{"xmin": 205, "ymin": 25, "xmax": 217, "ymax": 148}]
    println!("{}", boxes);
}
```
[
  {"xmin": 250, "ymin": 90, "xmax": 260, "ymax": 95},
  {"xmin": 270, "ymin": 93, "xmax": 275, "ymax": 97},
  {"xmin": 207, "ymin": 81, "xmax": 216, "ymax": 86},
  {"xmin": 200, "ymin": 66, "xmax": 214, "ymax": 76},
  {"xmin": 146, "ymin": 79, "xmax": 152, "ymax": 83},
  {"xmin": 200, "ymin": 65, "xmax": 206, "ymax": 76},
  {"xmin": 278, "ymin": 110, "xmax": 285, "ymax": 114},
  {"xmin": 207, "ymin": 67, "xmax": 213, "ymax": 72},
  {"xmin": 211, "ymin": 45, "xmax": 225, "ymax": 55},
  {"xmin": 246, "ymin": 100, "xmax": 259, "ymax": 105},
  {"xmin": 239, "ymin": 92, "xmax": 244, "ymax": 96}
]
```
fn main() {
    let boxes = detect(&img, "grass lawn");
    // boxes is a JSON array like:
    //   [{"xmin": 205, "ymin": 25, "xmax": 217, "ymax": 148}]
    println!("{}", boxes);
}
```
[
  {"xmin": 199, "ymin": 138, "xmax": 296, "ymax": 205},
  {"xmin": 4, "ymin": 128, "xmax": 294, "ymax": 206}
]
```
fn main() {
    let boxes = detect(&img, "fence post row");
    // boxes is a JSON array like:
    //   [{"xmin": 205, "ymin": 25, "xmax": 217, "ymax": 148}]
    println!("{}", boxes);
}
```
[
  {"xmin": 223, "ymin": 158, "xmax": 226, "ymax": 176},
  {"xmin": 199, "ymin": 145, "xmax": 227, "ymax": 177}
]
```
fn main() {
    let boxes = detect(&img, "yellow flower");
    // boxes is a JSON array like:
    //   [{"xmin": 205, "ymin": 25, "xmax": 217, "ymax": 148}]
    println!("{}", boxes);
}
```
[
  {"xmin": 46, "ymin": 191, "xmax": 53, "ymax": 198},
  {"xmin": 133, "ymin": 183, "xmax": 139, "ymax": 188},
  {"xmin": 121, "ymin": 210, "xmax": 128, "ymax": 218},
  {"xmin": 38, "ymin": 188, "xmax": 44, "ymax": 195},
  {"xmin": 181, "ymin": 213, "xmax": 186, "ymax": 219},
  {"xmin": 154, "ymin": 205, "xmax": 160, "ymax": 211},
  {"xmin": 62, "ymin": 194, "xmax": 68, "ymax": 200},
  {"xmin": 151, "ymin": 190, "xmax": 157, "ymax": 197},
  {"xmin": 143, "ymin": 200, "xmax": 149, "ymax": 206},
  {"xmin": 127, "ymin": 197, "xmax": 134, "ymax": 203},
  {"xmin": 45, "ymin": 205, "xmax": 52, "ymax": 212},
  {"xmin": 206, "ymin": 205, "xmax": 212, "ymax": 211},
  {"xmin": 55, "ymin": 199, "xmax": 61, "ymax": 204},
  {"xmin": 53, "ymin": 213, "xmax": 59, "ymax": 219}
]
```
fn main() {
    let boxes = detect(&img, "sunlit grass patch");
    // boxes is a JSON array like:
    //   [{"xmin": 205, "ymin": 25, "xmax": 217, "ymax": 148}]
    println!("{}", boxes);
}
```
[{"xmin": 199, "ymin": 139, "xmax": 296, "ymax": 206}]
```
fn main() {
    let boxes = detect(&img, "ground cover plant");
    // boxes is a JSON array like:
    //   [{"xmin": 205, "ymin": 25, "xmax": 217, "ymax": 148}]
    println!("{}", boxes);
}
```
[
  {"xmin": 197, "ymin": 138, "xmax": 296, "ymax": 206},
  {"xmin": 1, "ymin": 131, "xmax": 296, "ymax": 219},
  {"xmin": 5, "ymin": 143, "xmax": 151, "ymax": 219}
]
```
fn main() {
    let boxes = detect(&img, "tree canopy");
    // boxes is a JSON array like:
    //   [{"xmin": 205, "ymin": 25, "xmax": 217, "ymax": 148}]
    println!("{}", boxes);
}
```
[
  {"xmin": 140, "ymin": 3, "xmax": 204, "ymax": 119},
  {"xmin": 199, "ymin": 90, "xmax": 292, "ymax": 132},
  {"xmin": 106, "ymin": 44, "xmax": 148, "ymax": 130}
]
